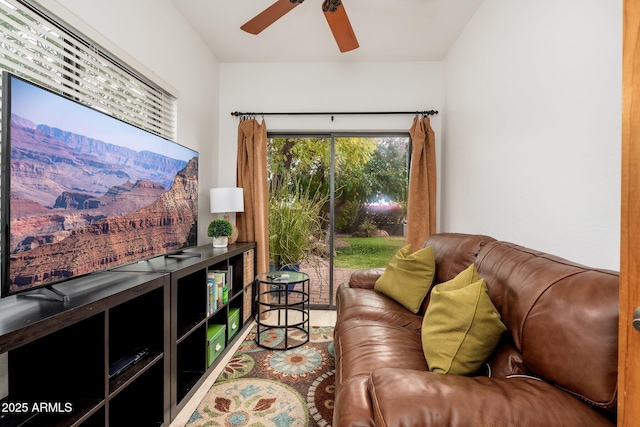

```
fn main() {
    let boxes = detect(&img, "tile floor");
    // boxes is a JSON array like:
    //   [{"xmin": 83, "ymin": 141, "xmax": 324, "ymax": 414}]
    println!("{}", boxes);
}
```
[{"xmin": 169, "ymin": 309, "xmax": 337, "ymax": 427}]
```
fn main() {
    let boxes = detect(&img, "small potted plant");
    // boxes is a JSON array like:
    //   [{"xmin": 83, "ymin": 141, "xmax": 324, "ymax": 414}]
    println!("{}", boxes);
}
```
[{"xmin": 208, "ymin": 219, "xmax": 233, "ymax": 248}]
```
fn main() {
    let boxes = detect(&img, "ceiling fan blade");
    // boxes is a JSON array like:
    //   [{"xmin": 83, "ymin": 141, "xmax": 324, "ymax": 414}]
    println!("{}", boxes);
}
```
[
  {"xmin": 241, "ymin": 0, "xmax": 303, "ymax": 35},
  {"xmin": 322, "ymin": 0, "xmax": 359, "ymax": 52}
]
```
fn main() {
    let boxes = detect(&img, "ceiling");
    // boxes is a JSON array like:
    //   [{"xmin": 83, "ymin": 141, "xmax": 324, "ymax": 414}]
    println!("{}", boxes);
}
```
[{"xmin": 170, "ymin": 0, "xmax": 484, "ymax": 63}]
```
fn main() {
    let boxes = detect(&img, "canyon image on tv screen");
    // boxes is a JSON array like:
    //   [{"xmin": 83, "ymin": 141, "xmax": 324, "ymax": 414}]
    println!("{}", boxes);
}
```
[{"xmin": 1, "ymin": 72, "xmax": 199, "ymax": 297}]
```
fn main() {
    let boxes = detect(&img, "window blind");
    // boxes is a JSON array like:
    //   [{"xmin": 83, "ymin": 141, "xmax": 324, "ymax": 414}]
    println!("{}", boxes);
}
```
[{"xmin": 0, "ymin": 0, "xmax": 177, "ymax": 141}]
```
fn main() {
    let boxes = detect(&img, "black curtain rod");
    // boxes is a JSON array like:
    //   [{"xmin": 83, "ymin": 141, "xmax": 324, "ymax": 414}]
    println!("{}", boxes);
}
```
[{"xmin": 231, "ymin": 110, "xmax": 438, "ymax": 118}]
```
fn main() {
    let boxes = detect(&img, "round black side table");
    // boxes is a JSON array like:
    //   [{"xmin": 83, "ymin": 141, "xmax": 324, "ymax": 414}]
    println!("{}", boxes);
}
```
[{"xmin": 255, "ymin": 271, "xmax": 310, "ymax": 350}]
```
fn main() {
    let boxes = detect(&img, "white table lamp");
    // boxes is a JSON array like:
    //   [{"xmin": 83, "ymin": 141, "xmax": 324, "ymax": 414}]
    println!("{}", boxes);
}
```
[{"xmin": 210, "ymin": 187, "xmax": 244, "ymax": 244}]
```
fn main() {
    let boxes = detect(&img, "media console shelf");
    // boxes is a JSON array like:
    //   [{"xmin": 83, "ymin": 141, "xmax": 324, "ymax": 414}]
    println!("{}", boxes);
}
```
[
  {"xmin": 0, "ymin": 242, "xmax": 256, "ymax": 426},
  {"xmin": 110, "ymin": 242, "xmax": 257, "ymax": 422},
  {"xmin": 0, "ymin": 271, "xmax": 170, "ymax": 427}
]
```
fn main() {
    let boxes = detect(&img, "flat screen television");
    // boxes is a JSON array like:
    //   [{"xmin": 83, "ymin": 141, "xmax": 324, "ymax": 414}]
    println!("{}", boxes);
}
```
[{"xmin": 1, "ymin": 72, "xmax": 199, "ymax": 299}]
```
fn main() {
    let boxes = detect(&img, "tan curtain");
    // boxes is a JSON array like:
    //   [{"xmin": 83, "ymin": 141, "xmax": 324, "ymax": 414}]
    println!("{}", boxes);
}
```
[
  {"xmin": 407, "ymin": 115, "xmax": 437, "ymax": 250},
  {"xmin": 236, "ymin": 118, "xmax": 269, "ymax": 305}
]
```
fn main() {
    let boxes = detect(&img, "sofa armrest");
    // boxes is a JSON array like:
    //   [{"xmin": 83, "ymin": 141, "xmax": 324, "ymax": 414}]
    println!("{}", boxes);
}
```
[
  {"xmin": 368, "ymin": 368, "xmax": 615, "ymax": 427},
  {"xmin": 348, "ymin": 268, "xmax": 386, "ymax": 289}
]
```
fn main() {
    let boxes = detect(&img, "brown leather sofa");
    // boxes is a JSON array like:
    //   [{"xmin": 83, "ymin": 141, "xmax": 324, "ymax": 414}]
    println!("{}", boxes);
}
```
[{"xmin": 333, "ymin": 233, "xmax": 618, "ymax": 427}]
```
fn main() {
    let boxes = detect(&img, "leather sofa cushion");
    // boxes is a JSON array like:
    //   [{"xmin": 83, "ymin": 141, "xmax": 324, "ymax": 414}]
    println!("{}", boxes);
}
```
[
  {"xmin": 368, "ymin": 368, "xmax": 615, "ymax": 427},
  {"xmin": 334, "ymin": 319, "xmax": 427, "ymax": 391},
  {"xmin": 332, "ymin": 376, "xmax": 375, "ymax": 427},
  {"xmin": 476, "ymin": 241, "xmax": 619, "ymax": 411},
  {"xmin": 485, "ymin": 338, "xmax": 529, "ymax": 378},
  {"xmin": 335, "ymin": 285, "xmax": 423, "ymax": 332},
  {"xmin": 424, "ymin": 233, "xmax": 496, "ymax": 284},
  {"xmin": 349, "ymin": 268, "xmax": 385, "ymax": 289}
]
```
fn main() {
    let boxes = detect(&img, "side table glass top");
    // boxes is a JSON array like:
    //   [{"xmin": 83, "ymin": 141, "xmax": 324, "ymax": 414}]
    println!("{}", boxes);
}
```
[{"xmin": 257, "ymin": 271, "xmax": 309, "ymax": 285}]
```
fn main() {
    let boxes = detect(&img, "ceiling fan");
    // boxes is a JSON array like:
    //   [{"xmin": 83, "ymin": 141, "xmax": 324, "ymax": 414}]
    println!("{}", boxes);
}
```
[{"xmin": 241, "ymin": 0, "xmax": 359, "ymax": 53}]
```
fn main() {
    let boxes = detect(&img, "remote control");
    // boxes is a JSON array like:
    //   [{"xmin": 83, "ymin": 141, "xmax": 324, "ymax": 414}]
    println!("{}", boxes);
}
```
[{"xmin": 109, "ymin": 347, "xmax": 149, "ymax": 378}]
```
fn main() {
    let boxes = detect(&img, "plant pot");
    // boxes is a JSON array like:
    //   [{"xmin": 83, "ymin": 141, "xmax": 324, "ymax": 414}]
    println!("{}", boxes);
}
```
[{"xmin": 212, "ymin": 236, "xmax": 228, "ymax": 248}]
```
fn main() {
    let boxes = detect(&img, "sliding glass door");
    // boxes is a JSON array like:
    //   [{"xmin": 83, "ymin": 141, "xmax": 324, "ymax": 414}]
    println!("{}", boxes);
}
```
[{"xmin": 267, "ymin": 133, "xmax": 410, "ymax": 309}]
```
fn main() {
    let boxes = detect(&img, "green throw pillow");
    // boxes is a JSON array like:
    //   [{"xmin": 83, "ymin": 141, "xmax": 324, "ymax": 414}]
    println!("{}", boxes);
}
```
[
  {"xmin": 422, "ymin": 264, "xmax": 506, "ymax": 375},
  {"xmin": 374, "ymin": 245, "xmax": 436, "ymax": 313}
]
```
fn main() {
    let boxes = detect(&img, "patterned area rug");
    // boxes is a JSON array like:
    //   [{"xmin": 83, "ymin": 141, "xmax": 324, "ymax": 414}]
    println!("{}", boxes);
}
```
[{"xmin": 185, "ymin": 326, "xmax": 335, "ymax": 427}]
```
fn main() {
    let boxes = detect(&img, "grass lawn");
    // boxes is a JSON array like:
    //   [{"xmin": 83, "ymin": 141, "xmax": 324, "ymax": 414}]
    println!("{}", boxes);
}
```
[{"xmin": 334, "ymin": 236, "xmax": 406, "ymax": 269}]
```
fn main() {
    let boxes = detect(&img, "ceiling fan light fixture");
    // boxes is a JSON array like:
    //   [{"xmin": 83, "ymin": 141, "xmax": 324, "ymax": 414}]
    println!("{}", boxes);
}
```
[
  {"xmin": 241, "ymin": 0, "xmax": 359, "ymax": 53},
  {"xmin": 323, "ymin": 0, "xmax": 359, "ymax": 52},
  {"xmin": 240, "ymin": 0, "xmax": 304, "ymax": 35},
  {"xmin": 322, "ymin": 0, "xmax": 341, "ymax": 13}
]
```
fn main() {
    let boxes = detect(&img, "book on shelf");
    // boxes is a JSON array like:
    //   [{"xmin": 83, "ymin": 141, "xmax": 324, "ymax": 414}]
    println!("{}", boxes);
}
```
[
  {"xmin": 209, "ymin": 266, "xmax": 232, "ymax": 306},
  {"xmin": 206, "ymin": 273, "xmax": 218, "ymax": 315}
]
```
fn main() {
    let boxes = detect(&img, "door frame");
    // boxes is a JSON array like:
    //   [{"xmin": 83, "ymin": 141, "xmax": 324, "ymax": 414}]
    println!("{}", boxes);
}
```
[{"xmin": 619, "ymin": 0, "xmax": 640, "ymax": 424}]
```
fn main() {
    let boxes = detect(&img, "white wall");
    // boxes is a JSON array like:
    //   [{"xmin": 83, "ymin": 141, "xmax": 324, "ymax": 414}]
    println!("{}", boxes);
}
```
[
  {"xmin": 44, "ymin": 0, "xmax": 622, "ymax": 270},
  {"xmin": 218, "ymin": 61, "xmax": 443, "ymax": 190},
  {"xmin": 50, "ymin": 0, "xmax": 221, "ymax": 245},
  {"xmin": 442, "ymin": 0, "xmax": 622, "ymax": 269}
]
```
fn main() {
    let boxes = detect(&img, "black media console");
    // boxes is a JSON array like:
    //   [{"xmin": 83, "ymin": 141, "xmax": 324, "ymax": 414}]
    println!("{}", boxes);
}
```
[{"xmin": 0, "ymin": 242, "xmax": 256, "ymax": 427}]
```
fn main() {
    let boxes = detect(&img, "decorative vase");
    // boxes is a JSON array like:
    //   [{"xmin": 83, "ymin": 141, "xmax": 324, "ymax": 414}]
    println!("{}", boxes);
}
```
[
  {"xmin": 212, "ymin": 236, "xmax": 228, "ymax": 248},
  {"xmin": 229, "ymin": 225, "xmax": 239, "ymax": 244}
]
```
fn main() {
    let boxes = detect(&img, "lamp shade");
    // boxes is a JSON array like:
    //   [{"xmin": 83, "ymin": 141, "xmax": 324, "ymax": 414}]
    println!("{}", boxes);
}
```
[{"xmin": 210, "ymin": 187, "xmax": 244, "ymax": 213}]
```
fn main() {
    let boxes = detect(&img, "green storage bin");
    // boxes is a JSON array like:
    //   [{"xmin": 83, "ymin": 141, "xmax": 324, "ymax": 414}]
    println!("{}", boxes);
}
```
[
  {"xmin": 207, "ymin": 324, "xmax": 226, "ymax": 367},
  {"xmin": 227, "ymin": 308, "xmax": 240, "ymax": 340}
]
